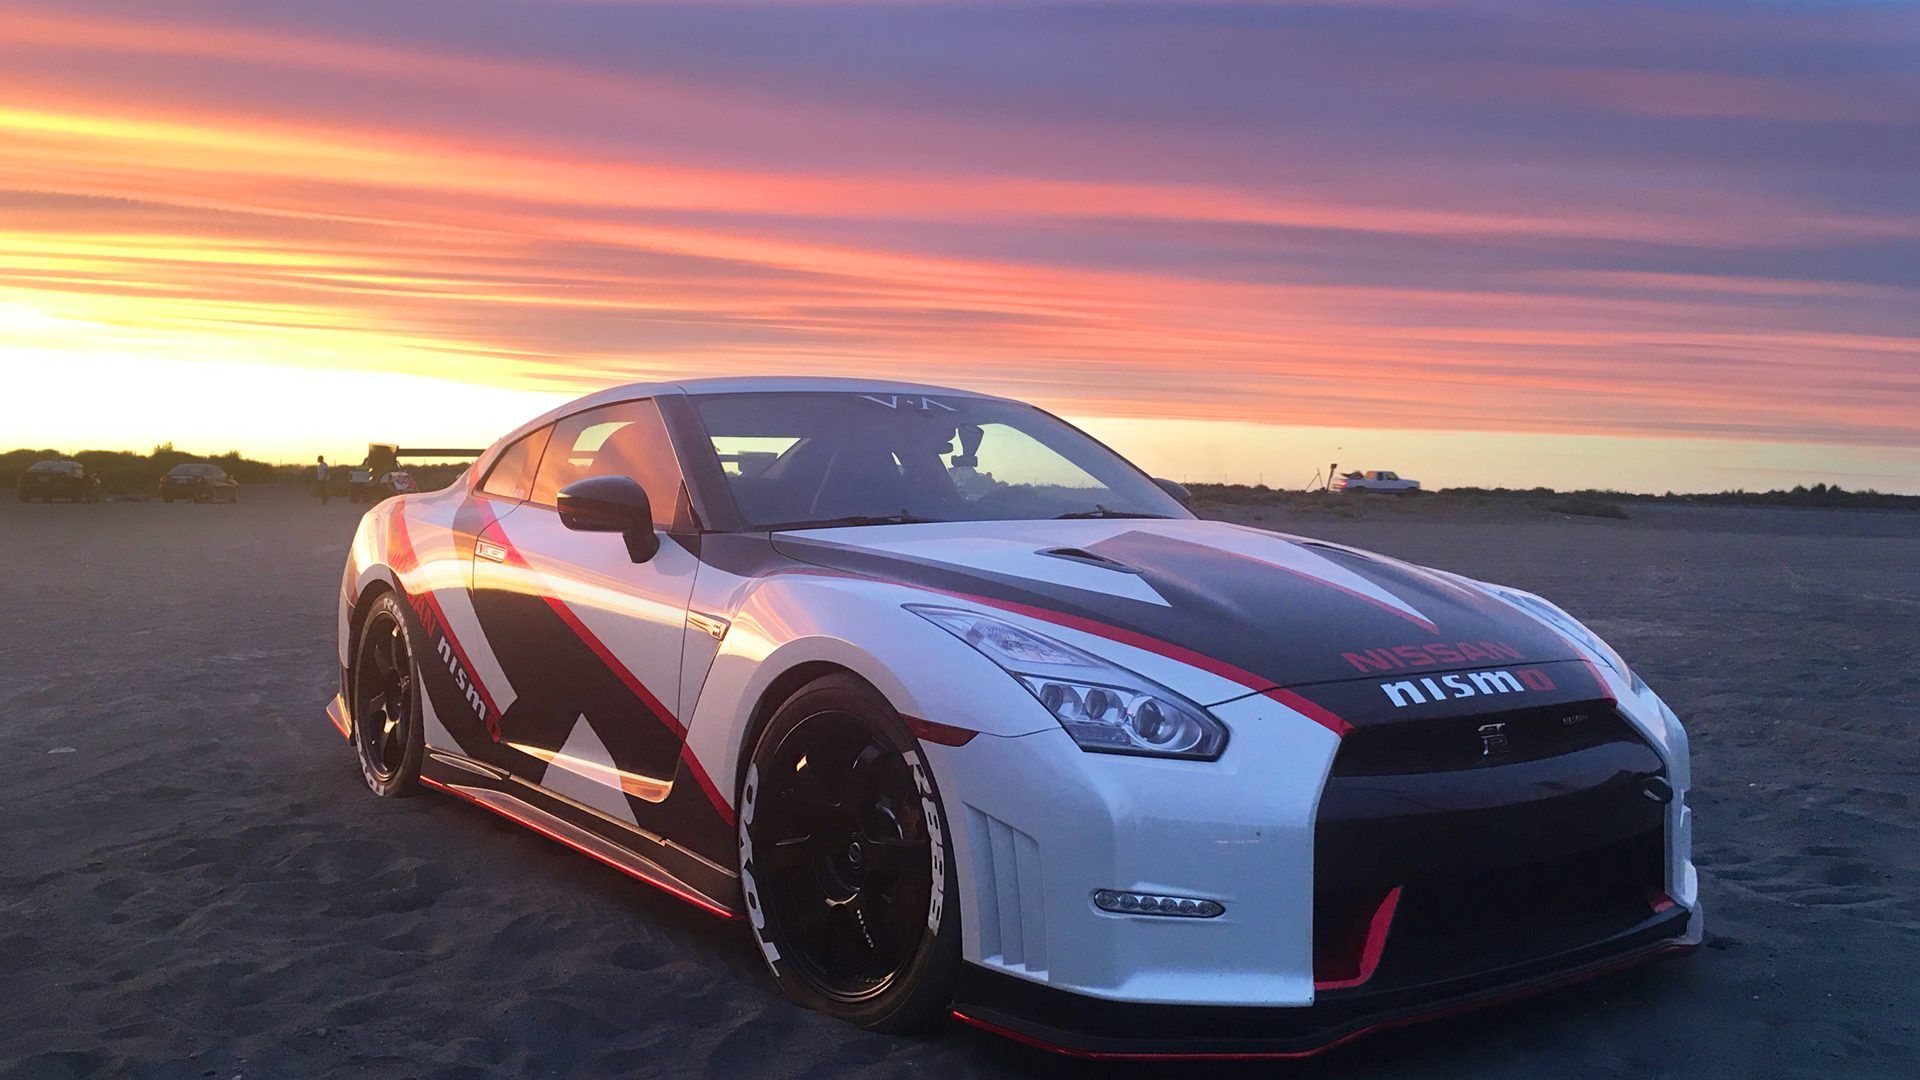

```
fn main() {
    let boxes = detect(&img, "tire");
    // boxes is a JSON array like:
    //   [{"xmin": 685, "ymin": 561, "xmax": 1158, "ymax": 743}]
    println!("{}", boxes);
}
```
[
  {"xmin": 350, "ymin": 593, "xmax": 425, "ymax": 797},
  {"xmin": 739, "ymin": 674, "xmax": 961, "ymax": 1033}
]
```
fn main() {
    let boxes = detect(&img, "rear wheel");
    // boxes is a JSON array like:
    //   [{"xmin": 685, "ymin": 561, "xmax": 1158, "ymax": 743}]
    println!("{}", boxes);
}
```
[
  {"xmin": 739, "ymin": 674, "xmax": 960, "ymax": 1032},
  {"xmin": 351, "ymin": 593, "xmax": 424, "ymax": 797}
]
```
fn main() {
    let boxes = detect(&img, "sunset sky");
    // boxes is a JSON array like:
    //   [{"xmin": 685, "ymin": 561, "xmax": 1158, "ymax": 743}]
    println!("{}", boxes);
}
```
[{"xmin": 2, "ymin": 1, "xmax": 1916, "ymax": 493}]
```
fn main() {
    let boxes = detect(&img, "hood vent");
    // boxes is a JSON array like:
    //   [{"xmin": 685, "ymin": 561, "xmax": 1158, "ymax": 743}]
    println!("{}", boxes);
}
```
[{"xmin": 1037, "ymin": 546, "xmax": 1142, "ymax": 574}]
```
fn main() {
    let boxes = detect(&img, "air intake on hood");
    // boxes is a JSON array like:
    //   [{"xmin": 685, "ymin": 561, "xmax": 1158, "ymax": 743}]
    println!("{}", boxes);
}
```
[{"xmin": 1037, "ymin": 547, "xmax": 1141, "ymax": 574}]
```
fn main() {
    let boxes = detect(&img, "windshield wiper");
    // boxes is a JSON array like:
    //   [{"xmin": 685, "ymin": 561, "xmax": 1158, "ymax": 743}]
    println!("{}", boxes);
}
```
[
  {"xmin": 1052, "ymin": 505, "xmax": 1170, "ymax": 520},
  {"xmin": 769, "ymin": 512, "xmax": 947, "ymax": 531}
]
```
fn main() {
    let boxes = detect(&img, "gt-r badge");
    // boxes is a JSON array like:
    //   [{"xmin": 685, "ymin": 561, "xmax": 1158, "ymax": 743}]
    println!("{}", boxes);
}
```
[{"xmin": 1478, "ymin": 722, "xmax": 1511, "ymax": 756}]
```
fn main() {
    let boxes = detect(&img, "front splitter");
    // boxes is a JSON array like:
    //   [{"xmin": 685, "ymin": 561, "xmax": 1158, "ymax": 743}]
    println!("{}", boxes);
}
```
[{"xmin": 950, "ymin": 908, "xmax": 1699, "ymax": 1060}]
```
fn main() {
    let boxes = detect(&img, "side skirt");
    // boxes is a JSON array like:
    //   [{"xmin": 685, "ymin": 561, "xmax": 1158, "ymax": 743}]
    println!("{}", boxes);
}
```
[{"xmin": 419, "ymin": 750, "xmax": 741, "ymax": 920}]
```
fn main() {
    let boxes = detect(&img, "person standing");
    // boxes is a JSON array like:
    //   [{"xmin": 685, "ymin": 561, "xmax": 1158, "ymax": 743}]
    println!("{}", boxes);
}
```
[{"xmin": 315, "ymin": 455, "xmax": 331, "ymax": 504}]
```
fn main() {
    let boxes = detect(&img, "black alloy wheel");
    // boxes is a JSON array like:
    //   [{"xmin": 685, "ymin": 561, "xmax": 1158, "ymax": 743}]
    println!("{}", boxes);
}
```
[
  {"xmin": 740, "ymin": 674, "xmax": 959, "ymax": 1031},
  {"xmin": 352, "ymin": 593, "xmax": 424, "ymax": 796}
]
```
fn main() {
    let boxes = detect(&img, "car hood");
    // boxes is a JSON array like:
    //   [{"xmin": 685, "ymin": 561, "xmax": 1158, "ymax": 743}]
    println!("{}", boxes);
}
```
[{"xmin": 771, "ymin": 518, "xmax": 1582, "ymax": 701}]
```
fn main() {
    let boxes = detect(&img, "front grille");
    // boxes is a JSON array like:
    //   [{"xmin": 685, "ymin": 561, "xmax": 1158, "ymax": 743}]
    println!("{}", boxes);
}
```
[
  {"xmin": 1332, "ymin": 699, "xmax": 1636, "ymax": 776},
  {"xmin": 1315, "ymin": 706, "xmax": 1670, "ymax": 993}
]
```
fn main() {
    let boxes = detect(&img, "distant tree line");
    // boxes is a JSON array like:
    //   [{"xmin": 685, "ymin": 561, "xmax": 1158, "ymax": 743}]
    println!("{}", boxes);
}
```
[
  {"xmin": 2, "ymin": 445, "xmax": 473, "ymax": 495},
  {"xmin": 1184, "ymin": 481, "xmax": 1919, "ymax": 512}
]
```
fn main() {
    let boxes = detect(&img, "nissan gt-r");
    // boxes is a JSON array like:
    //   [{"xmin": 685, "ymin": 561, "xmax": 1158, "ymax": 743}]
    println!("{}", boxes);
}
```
[{"xmin": 324, "ymin": 377, "xmax": 1700, "ymax": 1058}]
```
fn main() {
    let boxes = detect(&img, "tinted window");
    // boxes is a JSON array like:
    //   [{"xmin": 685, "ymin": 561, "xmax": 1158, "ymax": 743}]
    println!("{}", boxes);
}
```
[
  {"xmin": 530, "ymin": 399, "xmax": 683, "ymax": 527},
  {"xmin": 686, "ymin": 392, "xmax": 1188, "ymax": 529},
  {"xmin": 480, "ymin": 428, "xmax": 549, "ymax": 502}
]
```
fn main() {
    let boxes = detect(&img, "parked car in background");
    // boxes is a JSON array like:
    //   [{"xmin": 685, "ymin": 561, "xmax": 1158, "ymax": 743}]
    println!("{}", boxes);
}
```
[
  {"xmin": 347, "ymin": 468, "xmax": 376, "ymax": 503},
  {"xmin": 160, "ymin": 463, "xmax": 240, "ymax": 503},
  {"xmin": 380, "ymin": 470, "xmax": 419, "ymax": 497},
  {"xmin": 17, "ymin": 460, "xmax": 102, "ymax": 503},
  {"xmin": 1337, "ymin": 469, "xmax": 1421, "ymax": 493},
  {"xmin": 349, "ymin": 469, "xmax": 419, "ymax": 505}
]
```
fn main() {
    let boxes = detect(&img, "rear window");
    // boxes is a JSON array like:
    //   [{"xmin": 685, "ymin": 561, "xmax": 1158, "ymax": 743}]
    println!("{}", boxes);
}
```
[
  {"xmin": 167, "ymin": 464, "xmax": 222, "ymax": 478},
  {"xmin": 480, "ymin": 428, "xmax": 550, "ymax": 502},
  {"xmin": 28, "ymin": 461, "xmax": 76, "ymax": 474}
]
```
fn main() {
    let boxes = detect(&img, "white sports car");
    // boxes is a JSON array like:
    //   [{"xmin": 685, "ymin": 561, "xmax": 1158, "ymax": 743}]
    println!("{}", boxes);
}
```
[{"xmin": 325, "ymin": 377, "xmax": 1700, "ymax": 1059}]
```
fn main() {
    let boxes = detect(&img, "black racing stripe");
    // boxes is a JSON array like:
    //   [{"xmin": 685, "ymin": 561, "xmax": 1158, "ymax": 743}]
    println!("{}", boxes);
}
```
[{"xmin": 770, "ymin": 528, "xmax": 1576, "ymax": 704}]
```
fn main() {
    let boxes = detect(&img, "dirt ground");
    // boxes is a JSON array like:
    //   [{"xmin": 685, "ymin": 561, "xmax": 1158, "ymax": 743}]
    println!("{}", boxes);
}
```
[{"xmin": 2, "ymin": 487, "xmax": 1914, "ymax": 1078}]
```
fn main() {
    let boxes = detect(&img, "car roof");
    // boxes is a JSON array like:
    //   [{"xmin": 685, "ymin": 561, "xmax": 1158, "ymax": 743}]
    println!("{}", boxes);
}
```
[{"xmin": 478, "ymin": 375, "xmax": 1009, "ymax": 472}]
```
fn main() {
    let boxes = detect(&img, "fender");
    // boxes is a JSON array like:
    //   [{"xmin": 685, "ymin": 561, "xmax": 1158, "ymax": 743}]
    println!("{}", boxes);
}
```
[{"xmin": 679, "ymin": 573, "xmax": 1061, "ymax": 817}]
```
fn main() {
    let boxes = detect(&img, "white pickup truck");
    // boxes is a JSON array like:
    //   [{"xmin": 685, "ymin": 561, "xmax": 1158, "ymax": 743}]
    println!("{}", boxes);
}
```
[{"xmin": 1336, "ymin": 469, "xmax": 1421, "ymax": 493}]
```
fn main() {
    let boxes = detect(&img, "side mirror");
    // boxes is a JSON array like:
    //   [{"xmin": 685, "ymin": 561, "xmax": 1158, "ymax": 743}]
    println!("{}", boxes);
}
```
[
  {"xmin": 558, "ymin": 475, "xmax": 660, "ymax": 563},
  {"xmin": 1153, "ymin": 477, "xmax": 1192, "ymax": 507}
]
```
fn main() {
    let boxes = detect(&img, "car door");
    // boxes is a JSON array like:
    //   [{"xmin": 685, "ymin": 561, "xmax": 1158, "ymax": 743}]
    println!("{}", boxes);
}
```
[{"xmin": 468, "ymin": 397, "xmax": 700, "ymax": 824}]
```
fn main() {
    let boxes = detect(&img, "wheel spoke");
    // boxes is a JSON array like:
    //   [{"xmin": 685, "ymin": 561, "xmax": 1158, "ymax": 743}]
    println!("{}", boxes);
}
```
[
  {"xmin": 855, "ymin": 889, "xmax": 903, "ymax": 966},
  {"xmin": 385, "ymin": 631, "xmax": 406, "ymax": 680},
  {"xmin": 783, "ymin": 761, "xmax": 836, "ymax": 823},
  {"xmin": 858, "ymin": 835, "xmax": 922, "ymax": 879},
  {"xmin": 764, "ymin": 834, "xmax": 815, "ymax": 870},
  {"xmin": 845, "ymin": 743, "xmax": 888, "ymax": 802}
]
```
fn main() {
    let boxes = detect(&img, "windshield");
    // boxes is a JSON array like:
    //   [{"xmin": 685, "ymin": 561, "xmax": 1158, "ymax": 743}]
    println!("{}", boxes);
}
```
[
  {"xmin": 28, "ymin": 461, "xmax": 75, "ymax": 473},
  {"xmin": 687, "ymin": 391, "xmax": 1189, "ymax": 530}
]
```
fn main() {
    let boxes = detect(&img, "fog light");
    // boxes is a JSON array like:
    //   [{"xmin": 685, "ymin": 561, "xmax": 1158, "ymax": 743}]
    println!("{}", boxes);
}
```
[{"xmin": 1092, "ymin": 889, "xmax": 1223, "ymax": 918}]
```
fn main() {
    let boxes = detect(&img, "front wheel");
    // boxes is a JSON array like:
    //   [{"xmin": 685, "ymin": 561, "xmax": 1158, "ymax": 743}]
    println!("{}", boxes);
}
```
[
  {"xmin": 351, "ymin": 593, "xmax": 425, "ymax": 797},
  {"xmin": 739, "ymin": 674, "xmax": 960, "ymax": 1032}
]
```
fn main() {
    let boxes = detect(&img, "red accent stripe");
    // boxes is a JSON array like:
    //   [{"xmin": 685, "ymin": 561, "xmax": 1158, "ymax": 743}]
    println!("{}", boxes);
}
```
[
  {"xmin": 391, "ymin": 512, "xmax": 504, "ymax": 739},
  {"xmin": 904, "ymin": 714, "xmax": 982, "ymax": 747},
  {"xmin": 1583, "ymin": 659, "xmax": 1618, "ymax": 703},
  {"xmin": 482, "ymin": 517, "xmax": 736, "ymax": 826},
  {"xmin": 1259, "ymin": 688, "xmax": 1355, "ymax": 738},
  {"xmin": 773, "ymin": 567, "xmax": 1353, "ymax": 737},
  {"xmin": 538, "ymin": 593, "xmax": 685, "ymax": 738},
  {"xmin": 325, "ymin": 696, "xmax": 351, "ymax": 740},
  {"xmin": 1315, "ymin": 885, "xmax": 1402, "ymax": 990},
  {"xmin": 420, "ymin": 775, "xmax": 734, "ymax": 920},
  {"xmin": 679, "ymin": 745, "xmax": 737, "ymax": 828},
  {"xmin": 950, "ymin": 941, "xmax": 1696, "ymax": 1062},
  {"xmin": 859, "ymin": 576, "xmax": 1354, "ymax": 739}
]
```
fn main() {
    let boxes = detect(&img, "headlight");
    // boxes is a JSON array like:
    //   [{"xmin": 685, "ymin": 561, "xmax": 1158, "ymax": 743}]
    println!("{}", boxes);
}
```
[
  {"xmin": 1491, "ymin": 588, "xmax": 1647, "ymax": 694},
  {"xmin": 908, "ymin": 605, "xmax": 1228, "ymax": 760}
]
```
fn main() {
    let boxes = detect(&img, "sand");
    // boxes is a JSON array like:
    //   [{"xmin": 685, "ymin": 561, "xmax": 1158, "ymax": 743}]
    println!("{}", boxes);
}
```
[{"xmin": 2, "ymin": 487, "xmax": 1914, "ymax": 1078}]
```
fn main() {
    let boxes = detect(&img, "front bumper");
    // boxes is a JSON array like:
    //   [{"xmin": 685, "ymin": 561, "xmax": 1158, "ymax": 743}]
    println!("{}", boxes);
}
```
[{"xmin": 920, "ymin": 687, "xmax": 1701, "ymax": 1054}]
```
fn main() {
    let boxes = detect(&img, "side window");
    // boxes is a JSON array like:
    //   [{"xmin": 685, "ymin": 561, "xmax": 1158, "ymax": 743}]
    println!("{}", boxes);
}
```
[
  {"xmin": 480, "ymin": 427, "xmax": 548, "ymax": 502},
  {"xmin": 530, "ymin": 399, "xmax": 684, "ymax": 527}
]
